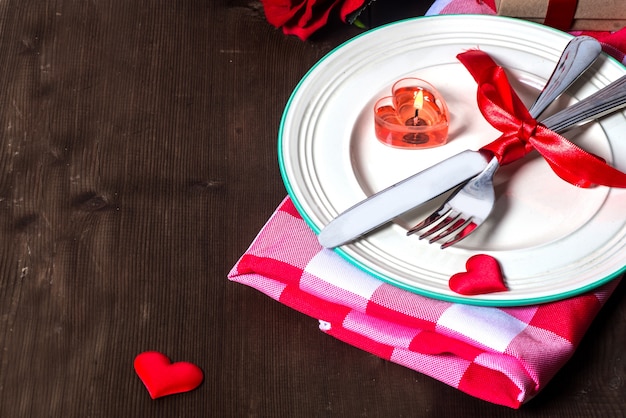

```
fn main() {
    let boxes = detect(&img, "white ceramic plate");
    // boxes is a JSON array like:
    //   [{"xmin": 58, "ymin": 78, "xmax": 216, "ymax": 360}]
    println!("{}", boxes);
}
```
[{"xmin": 279, "ymin": 15, "xmax": 626, "ymax": 306}]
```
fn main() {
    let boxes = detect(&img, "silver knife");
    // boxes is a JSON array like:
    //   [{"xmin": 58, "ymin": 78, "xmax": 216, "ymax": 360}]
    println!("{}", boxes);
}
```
[
  {"xmin": 318, "ymin": 74, "xmax": 626, "ymax": 248},
  {"xmin": 319, "ymin": 36, "xmax": 601, "ymax": 249}
]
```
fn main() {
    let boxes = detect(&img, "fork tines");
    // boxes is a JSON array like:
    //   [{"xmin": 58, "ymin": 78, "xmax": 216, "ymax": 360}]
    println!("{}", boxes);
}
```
[{"xmin": 406, "ymin": 208, "xmax": 478, "ymax": 249}]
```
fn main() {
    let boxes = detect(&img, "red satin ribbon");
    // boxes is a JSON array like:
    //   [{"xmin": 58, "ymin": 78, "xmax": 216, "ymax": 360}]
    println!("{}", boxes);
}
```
[
  {"xmin": 456, "ymin": 49, "xmax": 626, "ymax": 188},
  {"xmin": 545, "ymin": 0, "xmax": 578, "ymax": 31}
]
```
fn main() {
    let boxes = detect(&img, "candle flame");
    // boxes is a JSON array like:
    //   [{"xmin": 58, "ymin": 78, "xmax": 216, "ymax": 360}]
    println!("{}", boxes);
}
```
[{"xmin": 413, "ymin": 89, "xmax": 424, "ymax": 110}]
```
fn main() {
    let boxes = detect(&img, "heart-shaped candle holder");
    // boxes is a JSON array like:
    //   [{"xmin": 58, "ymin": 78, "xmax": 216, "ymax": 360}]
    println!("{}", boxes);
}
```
[{"xmin": 374, "ymin": 78, "xmax": 449, "ymax": 149}]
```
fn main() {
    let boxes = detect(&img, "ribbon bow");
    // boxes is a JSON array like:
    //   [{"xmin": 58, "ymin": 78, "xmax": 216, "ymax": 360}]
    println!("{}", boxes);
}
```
[{"xmin": 457, "ymin": 49, "xmax": 626, "ymax": 188}]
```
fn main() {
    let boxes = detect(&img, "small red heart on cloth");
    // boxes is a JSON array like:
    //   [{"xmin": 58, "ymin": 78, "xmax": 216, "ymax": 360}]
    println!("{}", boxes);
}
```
[
  {"xmin": 134, "ymin": 351, "xmax": 203, "ymax": 399},
  {"xmin": 449, "ymin": 254, "xmax": 508, "ymax": 295}
]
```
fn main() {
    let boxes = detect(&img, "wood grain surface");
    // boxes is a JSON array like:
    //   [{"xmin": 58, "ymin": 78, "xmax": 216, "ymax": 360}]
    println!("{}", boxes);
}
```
[{"xmin": 0, "ymin": 1, "xmax": 624, "ymax": 417}]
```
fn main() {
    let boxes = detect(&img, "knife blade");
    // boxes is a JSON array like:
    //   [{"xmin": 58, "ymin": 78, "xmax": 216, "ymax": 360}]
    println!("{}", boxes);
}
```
[
  {"xmin": 317, "ymin": 150, "xmax": 489, "ymax": 248},
  {"xmin": 318, "ymin": 74, "xmax": 626, "ymax": 248}
]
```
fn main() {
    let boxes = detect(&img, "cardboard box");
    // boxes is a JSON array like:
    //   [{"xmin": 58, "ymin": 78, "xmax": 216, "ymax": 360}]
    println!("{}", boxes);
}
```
[{"xmin": 495, "ymin": 0, "xmax": 626, "ymax": 31}]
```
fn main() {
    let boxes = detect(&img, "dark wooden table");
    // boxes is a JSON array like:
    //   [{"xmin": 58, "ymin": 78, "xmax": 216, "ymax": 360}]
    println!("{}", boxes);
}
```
[{"xmin": 1, "ymin": 1, "xmax": 624, "ymax": 417}]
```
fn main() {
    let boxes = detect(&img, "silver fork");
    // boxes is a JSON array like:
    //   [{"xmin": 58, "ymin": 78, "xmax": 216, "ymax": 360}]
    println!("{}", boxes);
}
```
[
  {"xmin": 407, "ymin": 36, "xmax": 606, "ymax": 248},
  {"xmin": 409, "ymin": 74, "xmax": 626, "ymax": 248}
]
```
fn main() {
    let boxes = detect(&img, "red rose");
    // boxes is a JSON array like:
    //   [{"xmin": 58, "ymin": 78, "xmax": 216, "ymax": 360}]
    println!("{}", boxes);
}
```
[{"xmin": 262, "ymin": 0, "xmax": 367, "ymax": 40}]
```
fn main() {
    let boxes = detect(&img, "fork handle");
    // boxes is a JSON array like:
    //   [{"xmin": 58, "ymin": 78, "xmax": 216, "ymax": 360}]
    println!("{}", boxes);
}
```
[
  {"xmin": 541, "ymin": 75, "xmax": 626, "ymax": 132},
  {"xmin": 528, "ymin": 36, "xmax": 602, "ymax": 118}
]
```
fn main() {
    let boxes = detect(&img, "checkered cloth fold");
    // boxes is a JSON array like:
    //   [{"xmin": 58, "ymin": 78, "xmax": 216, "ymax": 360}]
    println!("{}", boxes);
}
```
[
  {"xmin": 229, "ymin": 198, "xmax": 620, "ymax": 408},
  {"xmin": 229, "ymin": 2, "xmax": 626, "ymax": 408}
]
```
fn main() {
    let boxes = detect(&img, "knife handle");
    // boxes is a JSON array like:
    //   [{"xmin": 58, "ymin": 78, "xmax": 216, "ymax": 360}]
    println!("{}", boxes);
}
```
[{"xmin": 541, "ymin": 75, "xmax": 626, "ymax": 132}]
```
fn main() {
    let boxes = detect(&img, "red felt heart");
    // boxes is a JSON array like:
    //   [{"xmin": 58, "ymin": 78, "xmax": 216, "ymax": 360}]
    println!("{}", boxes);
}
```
[
  {"xmin": 134, "ymin": 351, "xmax": 204, "ymax": 399},
  {"xmin": 449, "ymin": 254, "xmax": 508, "ymax": 295}
]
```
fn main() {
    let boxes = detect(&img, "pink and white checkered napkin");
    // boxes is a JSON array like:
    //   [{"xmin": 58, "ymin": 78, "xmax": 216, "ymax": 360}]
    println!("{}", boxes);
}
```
[
  {"xmin": 229, "ymin": 5, "xmax": 626, "ymax": 409},
  {"xmin": 229, "ymin": 198, "xmax": 620, "ymax": 408}
]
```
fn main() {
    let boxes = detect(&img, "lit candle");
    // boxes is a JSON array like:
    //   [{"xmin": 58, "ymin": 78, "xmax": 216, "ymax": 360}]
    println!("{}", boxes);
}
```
[
  {"xmin": 373, "ymin": 78, "xmax": 449, "ymax": 149},
  {"xmin": 411, "ymin": 90, "xmax": 424, "ymax": 126}
]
